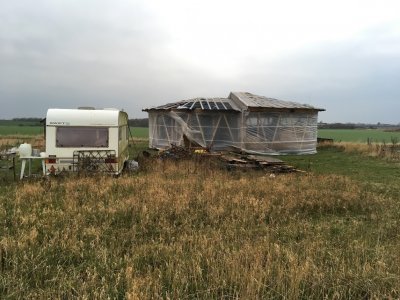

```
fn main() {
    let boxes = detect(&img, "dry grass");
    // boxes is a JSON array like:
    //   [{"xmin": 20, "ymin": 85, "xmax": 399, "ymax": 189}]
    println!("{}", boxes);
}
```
[
  {"xmin": 326, "ymin": 141, "xmax": 400, "ymax": 161},
  {"xmin": 0, "ymin": 135, "xmax": 44, "ymax": 149},
  {"xmin": 1, "ymin": 158, "xmax": 399, "ymax": 299}
]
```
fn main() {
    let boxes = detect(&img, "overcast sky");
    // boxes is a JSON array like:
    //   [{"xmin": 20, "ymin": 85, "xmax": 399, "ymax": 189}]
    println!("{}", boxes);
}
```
[{"xmin": 1, "ymin": 0, "xmax": 399, "ymax": 123}]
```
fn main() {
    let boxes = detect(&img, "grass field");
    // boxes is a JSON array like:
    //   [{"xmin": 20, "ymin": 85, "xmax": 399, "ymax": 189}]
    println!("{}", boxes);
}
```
[
  {"xmin": 1, "ymin": 123, "xmax": 400, "ymax": 298},
  {"xmin": 1, "ymin": 139, "xmax": 400, "ymax": 298},
  {"xmin": 318, "ymin": 128, "xmax": 400, "ymax": 143},
  {"xmin": 284, "ymin": 144, "xmax": 400, "ymax": 183},
  {"xmin": 129, "ymin": 127, "xmax": 148, "ymax": 139},
  {"xmin": 0, "ymin": 120, "xmax": 42, "ymax": 126},
  {"xmin": 0, "ymin": 125, "xmax": 44, "ymax": 136},
  {"xmin": 3, "ymin": 123, "xmax": 400, "ymax": 144},
  {"xmin": 0, "ymin": 120, "xmax": 43, "ymax": 136},
  {"xmin": 0, "ymin": 126, "xmax": 148, "ymax": 139}
]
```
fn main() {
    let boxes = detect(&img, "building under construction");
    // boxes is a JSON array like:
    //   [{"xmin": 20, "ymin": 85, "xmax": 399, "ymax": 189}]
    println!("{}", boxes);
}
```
[{"xmin": 143, "ymin": 92, "xmax": 325, "ymax": 155}]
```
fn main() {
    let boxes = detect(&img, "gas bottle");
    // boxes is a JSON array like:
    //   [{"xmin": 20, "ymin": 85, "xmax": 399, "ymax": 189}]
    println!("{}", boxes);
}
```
[{"xmin": 18, "ymin": 143, "xmax": 32, "ymax": 158}]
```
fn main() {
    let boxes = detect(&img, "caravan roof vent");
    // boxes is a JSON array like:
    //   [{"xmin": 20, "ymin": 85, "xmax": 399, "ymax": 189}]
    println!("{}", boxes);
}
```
[{"xmin": 78, "ymin": 107, "xmax": 96, "ymax": 110}]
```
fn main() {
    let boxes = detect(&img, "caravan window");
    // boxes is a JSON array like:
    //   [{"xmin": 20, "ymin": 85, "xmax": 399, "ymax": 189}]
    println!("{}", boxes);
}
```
[{"xmin": 56, "ymin": 127, "xmax": 109, "ymax": 147}]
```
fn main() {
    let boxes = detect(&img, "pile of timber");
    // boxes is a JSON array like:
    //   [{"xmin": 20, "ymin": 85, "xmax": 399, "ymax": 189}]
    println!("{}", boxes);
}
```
[
  {"xmin": 219, "ymin": 153, "xmax": 304, "ymax": 173},
  {"xmin": 158, "ymin": 145, "xmax": 192, "ymax": 160},
  {"xmin": 157, "ymin": 146, "xmax": 304, "ymax": 173}
]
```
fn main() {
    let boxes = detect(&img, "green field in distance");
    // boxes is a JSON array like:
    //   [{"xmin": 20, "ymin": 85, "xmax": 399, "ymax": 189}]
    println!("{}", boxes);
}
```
[
  {"xmin": 2, "ymin": 122, "xmax": 400, "ymax": 143},
  {"xmin": 318, "ymin": 129, "xmax": 400, "ymax": 143},
  {"xmin": 0, "ymin": 124, "xmax": 149, "ymax": 138},
  {"xmin": 0, "ymin": 125, "xmax": 44, "ymax": 136}
]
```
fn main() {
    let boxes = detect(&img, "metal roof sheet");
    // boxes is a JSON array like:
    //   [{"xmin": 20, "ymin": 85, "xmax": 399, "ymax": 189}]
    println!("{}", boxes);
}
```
[
  {"xmin": 143, "ymin": 92, "xmax": 325, "ymax": 112},
  {"xmin": 230, "ymin": 92, "xmax": 325, "ymax": 111},
  {"xmin": 143, "ymin": 97, "xmax": 240, "ymax": 112}
]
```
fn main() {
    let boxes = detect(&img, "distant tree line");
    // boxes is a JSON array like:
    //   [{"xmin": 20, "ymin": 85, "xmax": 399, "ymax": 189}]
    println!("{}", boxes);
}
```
[
  {"xmin": 12, "ymin": 118, "xmax": 42, "ymax": 122},
  {"xmin": 0, "ymin": 118, "xmax": 43, "ymax": 126},
  {"xmin": 318, "ymin": 123, "xmax": 358, "ymax": 129},
  {"xmin": 318, "ymin": 122, "xmax": 399, "ymax": 129},
  {"xmin": 128, "ymin": 118, "xmax": 148, "ymax": 127}
]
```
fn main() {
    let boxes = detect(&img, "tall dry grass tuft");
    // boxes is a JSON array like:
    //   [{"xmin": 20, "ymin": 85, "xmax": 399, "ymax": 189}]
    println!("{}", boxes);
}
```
[{"xmin": 1, "ymin": 159, "xmax": 399, "ymax": 298}]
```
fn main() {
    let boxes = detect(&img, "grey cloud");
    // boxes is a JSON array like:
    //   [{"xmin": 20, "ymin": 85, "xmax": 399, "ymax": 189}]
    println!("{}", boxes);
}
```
[
  {"xmin": 0, "ymin": 0, "xmax": 236, "ymax": 118},
  {"xmin": 1, "ymin": 1, "xmax": 399, "ymax": 124},
  {"xmin": 235, "ymin": 25, "xmax": 400, "ymax": 123}
]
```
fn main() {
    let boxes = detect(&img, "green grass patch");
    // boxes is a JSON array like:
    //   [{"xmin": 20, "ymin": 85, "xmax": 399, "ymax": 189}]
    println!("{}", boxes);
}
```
[
  {"xmin": 0, "ymin": 126, "xmax": 44, "ymax": 136},
  {"xmin": 129, "ymin": 127, "xmax": 148, "ymax": 138},
  {"xmin": 281, "ymin": 145, "xmax": 400, "ymax": 185},
  {"xmin": 318, "ymin": 129, "xmax": 400, "ymax": 143},
  {"xmin": 0, "ymin": 126, "xmax": 148, "ymax": 138}
]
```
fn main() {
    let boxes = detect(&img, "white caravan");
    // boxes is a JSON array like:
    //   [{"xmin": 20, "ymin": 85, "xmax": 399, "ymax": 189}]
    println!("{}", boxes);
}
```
[{"xmin": 44, "ymin": 108, "xmax": 129, "ymax": 175}]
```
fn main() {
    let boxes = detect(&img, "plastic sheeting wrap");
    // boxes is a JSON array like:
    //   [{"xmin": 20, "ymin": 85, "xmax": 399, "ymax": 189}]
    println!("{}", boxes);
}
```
[{"xmin": 148, "ymin": 110, "xmax": 319, "ymax": 155}]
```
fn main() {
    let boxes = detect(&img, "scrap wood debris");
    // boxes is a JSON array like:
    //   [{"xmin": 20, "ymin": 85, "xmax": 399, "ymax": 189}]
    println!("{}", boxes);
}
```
[
  {"xmin": 158, "ymin": 145, "xmax": 192, "ymax": 159},
  {"xmin": 158, "ymin": 145, "xmax": 220, "ymax": 159},
  {"xmin": 157, "ymin": 145, "xmax": 304, "ymax": 174},
  {"xmin": 219, "ymin": 153, "xmax": 304, "ymax": 173}
]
